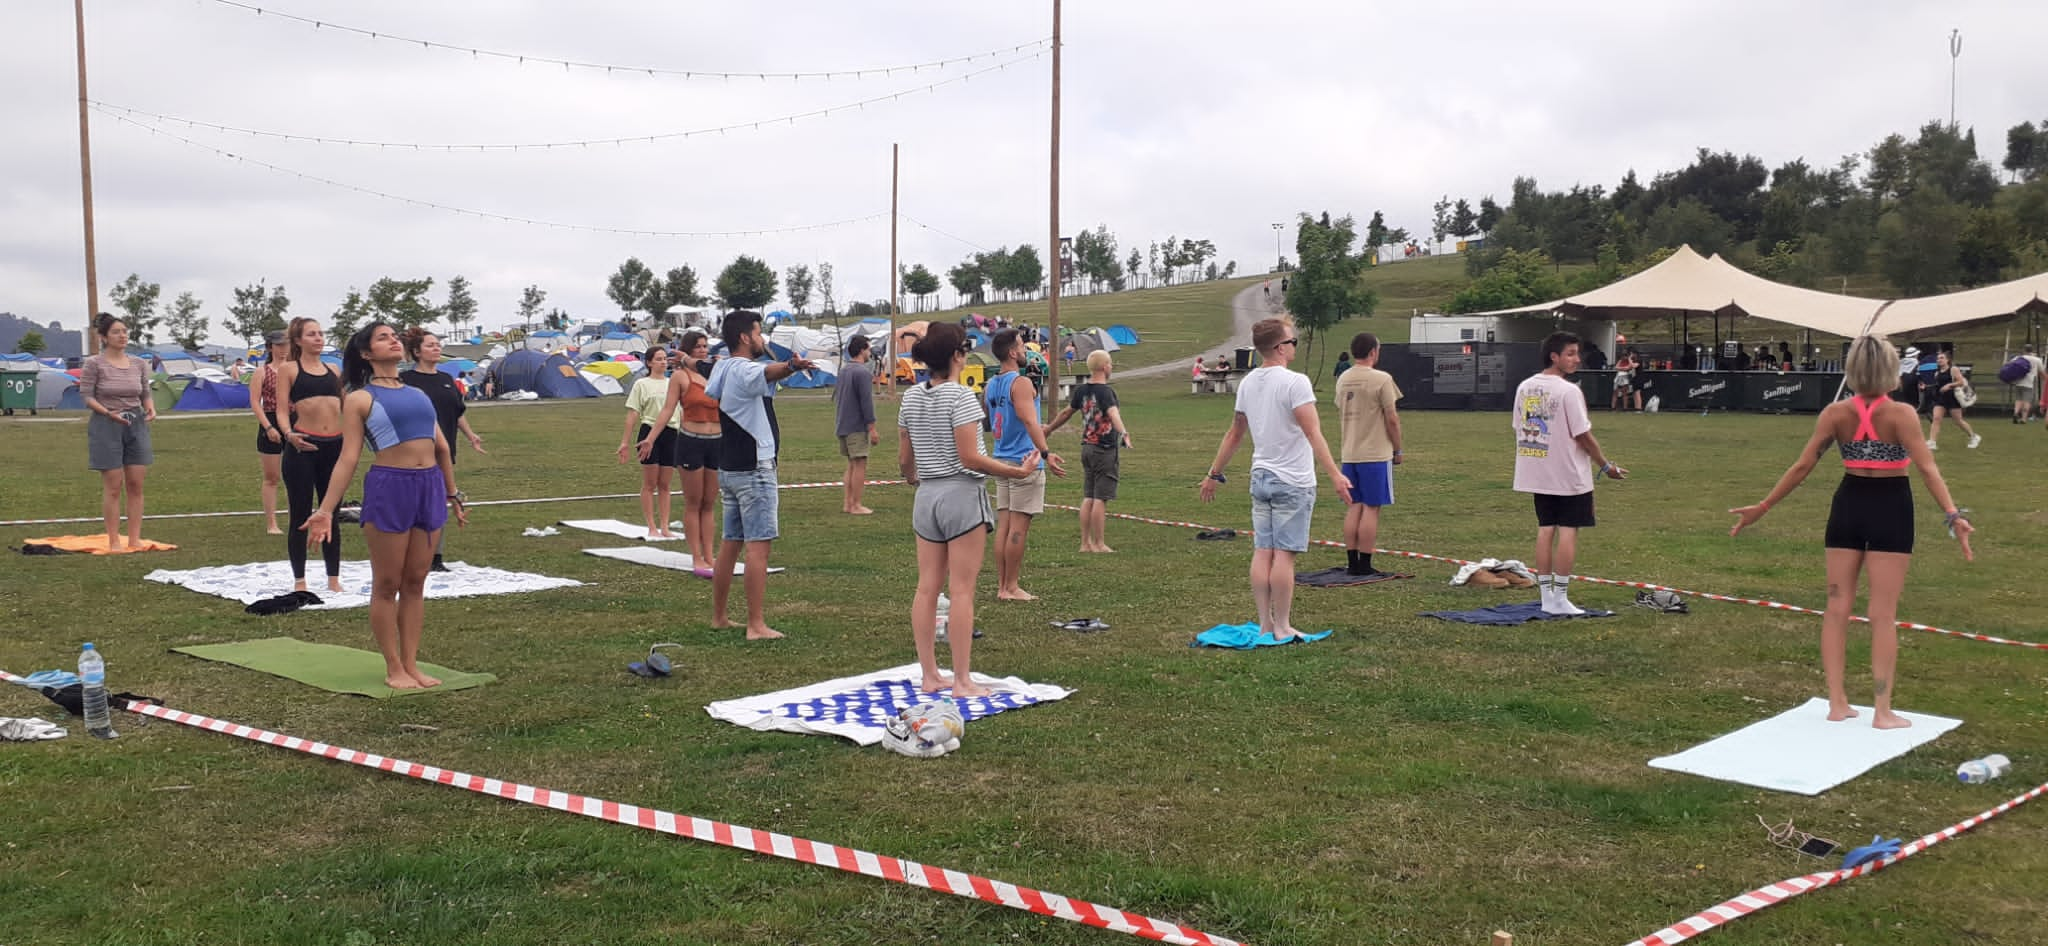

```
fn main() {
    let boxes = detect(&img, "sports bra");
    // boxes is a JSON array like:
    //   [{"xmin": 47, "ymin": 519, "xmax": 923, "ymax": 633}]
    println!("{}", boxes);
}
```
[
  {"xmin": 365, "ymin": 383, "xmax": 440, "ymax": 451},
  {"xmin": 681, "ymin": 371, "xmax": 720, "ymax": 425},
  {"xmin": 289, "ymin": 363, "xmax": 342, "ymax": 403},
  {"xmin": 1840, "ymin": 394, "xmax": 1910, "ymax": 470}
]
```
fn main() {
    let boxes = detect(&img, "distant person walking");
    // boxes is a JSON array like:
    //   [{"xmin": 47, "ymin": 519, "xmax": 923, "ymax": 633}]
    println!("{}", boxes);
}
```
[
  {"xmin": 898, "ymin": 321, "xmax": 1039, "ymax": 696},
  {"xmin": 79, "ymin": 313, "xmax": 156, "ymax": 552},
  {"xmin": 1729, "ymin": 335, "xmax": 1973, "ymax": 729},
  {"xmin": 252, "ymin": 330, "xmax": 289, "ymax": 535},
  {"xmin": 403, "ymin": 328, "xmax": 485, "ymax": 571},
  {"xmin": 275, "ymin": 317, "xmax": 346, "ymax": 594},
  {"xmin": 2012, "ymin": 344, "xmax": 2043, "ymax": 424},
  {"xmin": 1926, "ymin": 350, "xmax": 1980, "ymax": 450},
  {"xmin": 834, "ymin": 335, "xmax": 881, "ymax": 515},
  {"xmin": 1197, "ymin": 317, "xmax": 1353, "ymax": 641},
  {"xmin": 705, "ymin": 311, "xmax": 814, "ymax": 640},
  {"xmin": 985, "ymin": 329, "xmax": 1065, "ymax": 600},
  {"xmin": 1512, "ymin": 332, "xmax": 1626, "ymax": 616},
  {"xmin": 1046, "ymin": 349, "xmax": 1129, "ymax": 553},
  {"xmin": 1333, "ymin": 332, "xmax": 1402, "ymax": 577},
  {"xmin": 639, "ymin": 331, "xmax": 722, "ymax": 576}
]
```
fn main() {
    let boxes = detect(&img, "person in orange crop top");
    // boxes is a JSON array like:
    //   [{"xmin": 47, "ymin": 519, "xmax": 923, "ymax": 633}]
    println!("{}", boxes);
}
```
[
  {"xmin": 1728, "ymin": 335, "xmax": 1973, "ymax": 729},
  {"xmin": 638, "ymin": 330, "xmax": 723, "ymax": 577}
]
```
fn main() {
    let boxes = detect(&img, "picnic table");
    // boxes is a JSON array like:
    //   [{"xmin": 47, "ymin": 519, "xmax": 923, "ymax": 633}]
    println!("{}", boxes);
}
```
[{"xmin": 1190, "ymin": 369, "xmax": 1242, "ymax": 395}]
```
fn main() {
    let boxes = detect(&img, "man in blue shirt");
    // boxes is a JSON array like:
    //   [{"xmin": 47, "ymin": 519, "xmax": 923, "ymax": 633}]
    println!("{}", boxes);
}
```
[
  {"xmin": 984, "ymin": 330, "xmax": 1065, "ymax": 600},
  {"xmin": 706, "ymin": 311, "xmax": 814, "ymax": 640}
]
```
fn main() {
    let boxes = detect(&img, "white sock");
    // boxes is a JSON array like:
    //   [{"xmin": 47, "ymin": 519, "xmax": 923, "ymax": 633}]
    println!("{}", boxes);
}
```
[
  {"xmin": 1549, "ymin": 574, "xmax": 1585, "ymax": 614},
  {"xmin": 1537, "ymin": 575, "xmax": 1556, "ymax": 608}
]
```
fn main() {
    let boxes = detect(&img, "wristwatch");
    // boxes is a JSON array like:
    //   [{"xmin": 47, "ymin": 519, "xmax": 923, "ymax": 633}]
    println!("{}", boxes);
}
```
[{"xmin": 1206, "ymin": 472, "xmax": 1227, "ymax": 484}]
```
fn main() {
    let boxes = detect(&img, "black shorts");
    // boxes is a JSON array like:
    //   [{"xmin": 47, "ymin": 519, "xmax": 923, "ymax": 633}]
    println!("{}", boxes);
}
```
[
  {"xmin": 674, "ymin": 431, "xmax": 720, "ymax": 471},
  {"xmin": 1824, "ymin": 474, "xmax": 1913, "ymax": 554},
  {"xmin": 1532, "ymin": 491, "xmax": 1595, "ymax": 528},
  {"xmin": 256, "ymin": 424, "xmax": 283, "ymax": 455},
  {"xmin": 638, "ymin": 425, "xmax": 678, "ymax": 467}
]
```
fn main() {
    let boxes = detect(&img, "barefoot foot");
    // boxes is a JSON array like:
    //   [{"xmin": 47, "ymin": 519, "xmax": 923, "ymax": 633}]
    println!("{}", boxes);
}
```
[
  {"xmin": 919, "ymin": 671, "xmax": 954, "ymax": 693},
  {"xmin": 996, "ymin": 588, "xmax": 1038, "ymax": 601},
  {"xmin": 1826, "ymin": 703, "xmax": 1860, "ymax": 722},
  {"xmin": 1872, "ymin": 710, "xmax": 1913, "ymax": 730},
  {"xmin": 385, "ymin": 674, "xmax": 424, "ymax": 690},
  {"xmin": 266, "ymin": 524, "xmax": 284, "ymax": 536},
  {"xmin": 745, "ymin": 626, "xmax": 785, "ymax": 641},
  {"xmin": 409, "ymin": 669, "xmax": 442, "ymax": 688},
  {"xmin": 950, "ymin": 682, "xmax": 993, "ymax": 698}
]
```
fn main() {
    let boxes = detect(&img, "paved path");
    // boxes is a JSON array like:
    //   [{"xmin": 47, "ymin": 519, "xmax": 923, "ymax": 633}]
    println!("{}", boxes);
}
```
[{"xmin": 1119, "ymin": 281, "xmax": 1285, "ymax": 380}]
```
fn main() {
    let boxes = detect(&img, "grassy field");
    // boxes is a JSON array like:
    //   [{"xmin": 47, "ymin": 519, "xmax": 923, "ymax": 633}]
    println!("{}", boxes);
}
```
[
  {"xmin": 914, "ymin": 276, "xmax": 1256, "ymax": 371},
  {"xmin": 3, "ymin": 379, "xmax": 2045, "ymax": 946}
]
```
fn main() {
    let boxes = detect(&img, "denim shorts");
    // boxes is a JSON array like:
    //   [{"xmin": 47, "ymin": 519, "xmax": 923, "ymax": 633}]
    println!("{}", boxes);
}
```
[
  {"xmin": 719, "ymin": 465, "xmax": 780, "ymax": 542},
  {"xmin": 1249, "ymin": 467, "xmax": 1315, "ymax": 552}
]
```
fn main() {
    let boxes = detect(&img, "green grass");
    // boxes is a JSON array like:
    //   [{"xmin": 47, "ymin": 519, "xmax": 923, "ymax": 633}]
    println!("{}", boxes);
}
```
[{"xmin": 3, "ymin": 382, "xmax": 2046, "ymax": 946}]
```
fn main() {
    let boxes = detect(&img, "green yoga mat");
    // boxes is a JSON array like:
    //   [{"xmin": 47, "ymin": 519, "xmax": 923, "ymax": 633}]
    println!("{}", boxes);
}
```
[{"xmin": 172, "ymin": 638, "xmax": 495, "ymax": 698}]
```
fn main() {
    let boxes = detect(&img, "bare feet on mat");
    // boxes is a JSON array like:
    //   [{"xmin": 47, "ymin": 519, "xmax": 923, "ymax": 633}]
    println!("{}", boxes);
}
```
[
  {"xmin": 327, "ymin": 577, "xmax": 345, "ymax": 594},
  {"xmin": 1872, "ymin": 710, "xmax": 1913, "ymax": 730},
  {"xmin": 920, "ymin": 671, "xmax": 954, "ymax": 693},
  {"xmin": 950, "ymin": 682, "xmax": 992, "ymax": 698},
  {"xmin": 409, "ymin": 669, "xmax": 442, "ymax": 688},
  {"xmin": 1827, "ymin": 703, "xmax": 1860, "ymax": 722},
  {"xmin": 386, "ymin": 674, "xmax": 424, "ymax": 690}
]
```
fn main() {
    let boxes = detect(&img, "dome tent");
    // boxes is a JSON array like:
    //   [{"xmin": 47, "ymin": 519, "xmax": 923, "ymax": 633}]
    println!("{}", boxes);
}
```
[{"xmin": 490, "ymin": 349, "xmax": 601, "ymax": 398}]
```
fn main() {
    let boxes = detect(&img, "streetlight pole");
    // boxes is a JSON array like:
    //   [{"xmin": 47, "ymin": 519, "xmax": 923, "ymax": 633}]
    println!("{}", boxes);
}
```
[
  {"xmin": 1949, "ymin": 28, "xmax": 1962, "ymax": 130},
  {"xmin": 1271, "ymin": 222, "xmax": 1284, "ymax": 272}
]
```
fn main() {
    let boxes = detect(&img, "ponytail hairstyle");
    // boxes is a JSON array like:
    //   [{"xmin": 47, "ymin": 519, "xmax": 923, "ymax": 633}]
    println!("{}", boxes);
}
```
[
  {"xmin": 287, "ymin": 316, "xmax": 322, "ymax": 361},
  {"xmin": 402, "ymin": 326, "xmax": 437, "ymax": 362},
  {"xmin": 341, "ymin": 321, "xmax": 394, "ymax": 392}
]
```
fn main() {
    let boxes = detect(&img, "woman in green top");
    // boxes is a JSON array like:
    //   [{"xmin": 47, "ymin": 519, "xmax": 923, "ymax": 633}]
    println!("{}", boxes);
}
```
[{"xmin": 618, "ymin": 349, "xmax": 681, "ymax": 538}]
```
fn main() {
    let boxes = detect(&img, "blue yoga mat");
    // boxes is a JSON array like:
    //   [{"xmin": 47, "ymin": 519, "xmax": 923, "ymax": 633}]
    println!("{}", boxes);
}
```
[
  {"xmin": 1419, "ymin": 601, "xmax": 1615, "ymax": 625},
  {"xmin": 1192, "ymin": 623, "xmax": 1333, "ymax": 649}
]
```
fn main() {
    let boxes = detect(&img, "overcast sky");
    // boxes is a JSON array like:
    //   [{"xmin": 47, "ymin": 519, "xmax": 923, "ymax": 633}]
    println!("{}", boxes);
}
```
[{"xmin": 4, "ymin": 1, "xmax": 2044, "ymax": 346}]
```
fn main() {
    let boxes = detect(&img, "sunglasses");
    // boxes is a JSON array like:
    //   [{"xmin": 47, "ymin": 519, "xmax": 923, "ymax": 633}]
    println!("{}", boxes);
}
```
[{"xmin": 1278, "ymin": 338, "xmax": 1299, "ymax": 347}]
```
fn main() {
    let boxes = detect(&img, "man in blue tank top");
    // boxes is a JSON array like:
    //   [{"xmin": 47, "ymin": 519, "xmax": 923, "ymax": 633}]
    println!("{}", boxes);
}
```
[{"xmin": 984, "ymin": 330, "xmax": 1066, "ymax": 601}]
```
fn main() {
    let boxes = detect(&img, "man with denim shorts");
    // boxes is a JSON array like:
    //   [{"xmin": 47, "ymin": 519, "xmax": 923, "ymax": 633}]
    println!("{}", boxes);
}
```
[
  {"xmin": 707, "ymin": 311, "xmax": 814, "ymax": 640},
  {"xmin": 1334, "ymin": 332, "xmax": 1402, "ymax": 577},
  {"xmin": 1513, "ymin": 331, "xmax": 1626, "ymax": 616},
  {"xmin": 1198, "ymin": 318, "xmax": 1353, "ymax": 641}
]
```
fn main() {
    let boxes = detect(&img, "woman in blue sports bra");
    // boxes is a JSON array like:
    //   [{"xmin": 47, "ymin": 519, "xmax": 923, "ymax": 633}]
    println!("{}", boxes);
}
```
[
  {"xmin": 1728, "ymin": 335, "xmax": 1972, "ymax": 730},
  {"xmin": 304, "ymin": 322, "xmax": 469, "ymax": 691}
]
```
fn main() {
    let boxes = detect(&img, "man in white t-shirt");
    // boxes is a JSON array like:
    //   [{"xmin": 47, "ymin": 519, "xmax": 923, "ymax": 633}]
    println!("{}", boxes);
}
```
[
  {"xmin": 1512, "ymin": 332, "xmax": 1626, "ymax": 615},
  {"xmin": 1198, "ymin": 318, "xmax": 1352, "ymax": 641},
  {"xmin": 2013, "ymin": 344, "xmax": 2043, "ymax": 424}
]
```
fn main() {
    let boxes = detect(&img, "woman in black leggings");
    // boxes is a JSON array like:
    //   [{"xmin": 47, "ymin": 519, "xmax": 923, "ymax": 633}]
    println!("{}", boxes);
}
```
[{"xmin": 274, "ymin": 316, "xmax": 346, "ymax": 593}]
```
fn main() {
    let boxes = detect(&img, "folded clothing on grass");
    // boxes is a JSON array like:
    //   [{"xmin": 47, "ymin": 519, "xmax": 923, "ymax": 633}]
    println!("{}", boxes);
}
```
[
  {"xmin": 1420, "ymin": 601, "xmax": 1615, "ymax": 625},
  {"xmin": 705, "ymin": 663, "xmax": 1072, "ymax": 746},
  {"xmin": 1192, "ymin": 623, "xmax": 1332, "ymax": 648},
  {"xmin": 172, "ymin": 638, "xmax": 494, "ymax": 698}
]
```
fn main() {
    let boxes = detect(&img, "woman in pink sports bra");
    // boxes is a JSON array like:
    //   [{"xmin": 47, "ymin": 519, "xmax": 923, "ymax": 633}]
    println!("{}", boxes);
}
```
[{"xmin": 1728, "ymin": 335, "xmax": 1973, "ymax": 730}]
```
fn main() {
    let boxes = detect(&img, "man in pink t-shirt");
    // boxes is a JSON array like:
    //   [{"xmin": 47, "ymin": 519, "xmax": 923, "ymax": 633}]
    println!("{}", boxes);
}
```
[{"xmin": 1512, "ymin": 332, "xmax": 1627, "ymax": 615}]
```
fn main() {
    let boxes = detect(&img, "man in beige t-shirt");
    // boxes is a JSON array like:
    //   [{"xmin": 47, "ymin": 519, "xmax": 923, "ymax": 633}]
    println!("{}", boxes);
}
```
[{"xmin": 1333, "ymin": 332, "xmax": 1402, "ymax": 576}]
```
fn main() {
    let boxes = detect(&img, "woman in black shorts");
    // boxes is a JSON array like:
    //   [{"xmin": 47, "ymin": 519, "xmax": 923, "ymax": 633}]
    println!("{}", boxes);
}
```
[
  {"xmin": 1925, "ymin": 349, "xmax": 1980, "ymax": 450},
  {"xmin": 639, "ymin": 331, "xmax": 722, "ymax": 576},
  {"xmin": 619, "ymin": 348, "xmax": 680, "ymax": 539},
  {"xmin": 403, "ymin": 328, "xmax": 486, "ymax": 571},
  {"xmin": 1729, "ymin": 335, "xmax": 1973, "ymax": 729},
  {"xmin": 251, "ymin": 331, "xmax": 289, "ymax": 535}
]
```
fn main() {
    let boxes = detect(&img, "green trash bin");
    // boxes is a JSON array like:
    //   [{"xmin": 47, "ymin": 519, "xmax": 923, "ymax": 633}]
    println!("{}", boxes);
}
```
[{"xmin": 0, "ymin": 369, "xmax": 38, "ymax": 416}]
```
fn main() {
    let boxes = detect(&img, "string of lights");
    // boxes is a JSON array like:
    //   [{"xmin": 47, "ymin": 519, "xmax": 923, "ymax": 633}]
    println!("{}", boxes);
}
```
[
  {"xmin": 91, "ymin": 49, "xmax": 1045, "ymax": 152},
  {"xmin": 207, "ymin": 0, "xmax": 1049, "ymax": 82},
  {"xmin": 902, "ymin": 214, "xmax": 990, "ymax": 253},
  {"xmin": 97, "ymin": 109, "xmax": 888, "ymax": 238}
]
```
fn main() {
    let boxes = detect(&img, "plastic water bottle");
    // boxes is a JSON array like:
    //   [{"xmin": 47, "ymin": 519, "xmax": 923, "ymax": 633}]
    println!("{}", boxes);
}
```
[
  {"xmin": 78, "ymin": 642, "xmax": 117, "ymax": 740},
  {"xmin": 934, "ymin": 593, "xmax": 952, "ymax": 642},
  {"xmin": 1956, "ymin": 754, "xmax": 2011, "ymax": 784}
]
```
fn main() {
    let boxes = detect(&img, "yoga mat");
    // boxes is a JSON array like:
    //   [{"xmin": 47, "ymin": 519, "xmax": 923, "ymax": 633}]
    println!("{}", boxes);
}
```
[
  {"xmin": 1192, "ymin": 623, "xmax": 1332, "ymax": 649},
  {"xmin": 1648, "ymin": 697, "xmax": 1963, "ymax": 795},
  {"xmin": 584, "ymin": 546, "xmax": 783, "ymax": 574},
  {"xmin": 145, "ymin": 560, "xmax": 583, "ymax": 609},
  {"xmin": 1295, "ymin": 566, "xmax": 1413, "ymax": 587},
  {"xmin": 558, "ymin": 518, "xmax": 684, "ymax": 541},
  {"xmin": 21, "ymin": 535, "xmax": 178, "ymax": 554},
  {"xmin": 1419, "ymin": 601, "xmax": 1615, "ymax": 625},
  {"xmin": 172, "ymin": 638, "xmax": 494, "ymax": 698},
  {"xmin": 706, "ymin": 663, "xmax": 1072, "ymax": 746}
]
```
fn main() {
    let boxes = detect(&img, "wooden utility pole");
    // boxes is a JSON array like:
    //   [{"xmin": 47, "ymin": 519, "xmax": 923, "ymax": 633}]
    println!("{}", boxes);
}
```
[
  {"xmin": 1045, "ymin": 0, "xmax": 1062, "ymax": 404},
  {"xmin": 75, "ymin": 0, "xmax": 102, "ymax": 354},
  {"xmin": 889, "ymin": 142, "xmax": 900, "ymax": 396}
]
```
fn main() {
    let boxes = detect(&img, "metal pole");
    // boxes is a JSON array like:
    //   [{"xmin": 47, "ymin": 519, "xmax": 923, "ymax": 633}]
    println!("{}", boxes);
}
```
[
  {"xmin": 1045, "ymin": 0, "xmax": 1062, "ymax": 406},
  {"xmin": 1949, "ymin": 29, "xmax": 1962, "ymax": 130},
  {"xmin": 888, "ymin": 143, "xmax": 899, "ymax": 396},
  {"xmin": 75, "ymin": 0, "xmax": 101, "ymax": 354},
  {"xmin": 1272, "ymin": 222, "xmax": 1284, "ymax": 271}
]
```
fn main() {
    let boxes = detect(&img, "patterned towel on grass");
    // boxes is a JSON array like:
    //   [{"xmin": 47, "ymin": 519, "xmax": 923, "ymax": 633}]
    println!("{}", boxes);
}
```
[
  {"xmin": 705, "ymin": 663, "xmax": 1073, "ymax": 746},
  {"xmin": 145, "ymin": 560, "xmax": 582, "ymax": 610}
]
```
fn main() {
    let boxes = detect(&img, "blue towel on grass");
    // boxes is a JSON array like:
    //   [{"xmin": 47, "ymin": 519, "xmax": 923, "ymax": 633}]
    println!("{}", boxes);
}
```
[
  {"xmin": 1420, "ymin": 601, "xmax": 1615, "ymax": 625},
  {"xmin": 6, "ymin": 670, "xmax": 80, "ymax": 689},
  {"xmin": 1192, "ymin": 623, "xmax": 1332, "ymax": 649}
]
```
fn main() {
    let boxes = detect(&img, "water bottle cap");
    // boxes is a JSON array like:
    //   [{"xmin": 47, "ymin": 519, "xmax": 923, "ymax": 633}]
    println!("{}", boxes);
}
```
[{"xmin": 82, "ymin": 642, "xmax": 96, "ymax": 650}]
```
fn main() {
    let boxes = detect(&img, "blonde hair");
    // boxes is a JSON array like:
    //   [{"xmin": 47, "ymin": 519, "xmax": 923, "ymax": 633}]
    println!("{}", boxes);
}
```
[
  {"xmin": 1843, "ymin": 334, "xmax": 1899, "ymax": 397},
  {"xmin": 1251, "ymin": 317, "xmax": 1293, "ymax": 353},
  {"xmin": 1086, "ymin": 349, "xmax": 1111, "ymax": 373}
]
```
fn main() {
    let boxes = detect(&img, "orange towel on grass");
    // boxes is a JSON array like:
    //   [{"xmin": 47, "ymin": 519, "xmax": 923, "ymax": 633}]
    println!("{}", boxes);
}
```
[{"xmin": 22, "ymin": 535, "xmax": 178, "ymax": 555}]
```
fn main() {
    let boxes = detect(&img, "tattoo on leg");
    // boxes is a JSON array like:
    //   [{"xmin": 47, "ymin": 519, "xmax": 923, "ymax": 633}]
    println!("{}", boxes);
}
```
[{"xmin": 1874, "ymin": 676, "xmax": 1891, "ymax": 698}]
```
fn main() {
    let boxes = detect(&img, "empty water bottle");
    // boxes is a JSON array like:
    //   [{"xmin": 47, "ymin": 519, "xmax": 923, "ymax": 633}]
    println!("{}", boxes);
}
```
[
  {"xmin": 78, "ymin": 642, "xmax": 117, "ymax": 740},
  {"xmin": 1956, "ymin": 754, "xmax": 2011, "ymax": 784},
  {"xmin": 934, "ymin": 593, "xmax": 952, "ymax": 642}
]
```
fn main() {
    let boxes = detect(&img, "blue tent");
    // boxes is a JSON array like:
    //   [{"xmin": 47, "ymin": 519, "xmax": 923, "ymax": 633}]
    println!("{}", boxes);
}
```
[
  {"xmin": 34, "ymin": 368, "xmax": 78, "ymax": 409},
  {"xmin": 438, "ymin": 359, "xmax": 479, "ymax": 376},
  {"xmin": 174, "ymin": 378, "xmax": 252, "ymax": 411},
  {"xmin": 778, "ymin": 366, "xmax": 837, "ymax": 389},
  {"xmin": 491, "ymin": 348, "xmax": 600, "ymax": 398},
  {"xmin": 57, "ymin": 383, "xmax": 86, "ymax": 411},
  {"xmin": 1107, "ymin": 324, "xmax": 1141, "ymax": 345},
  {"xmin": 0, "ymin": 353, "xmax": 36, "ymax": 364}
]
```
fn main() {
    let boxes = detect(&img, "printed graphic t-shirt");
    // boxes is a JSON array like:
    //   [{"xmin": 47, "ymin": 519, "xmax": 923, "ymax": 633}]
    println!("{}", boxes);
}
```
[
  {"xmin": 1511, "ymin": 372, "xmax": 1594, "ymax": 496},
  {"xmin": 1068, "ymin": 382, "xmax": 1121, "ymax": 448},
  {"xmin": 1334, "ymin": 366, "xmax": 1401, "ymax": 463}
]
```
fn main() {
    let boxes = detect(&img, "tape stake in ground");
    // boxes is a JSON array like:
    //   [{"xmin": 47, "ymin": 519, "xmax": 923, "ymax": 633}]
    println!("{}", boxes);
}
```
[
  {"xmin": 1041, "ymin": 504, "xmax": 2046, "ymax": 651},
  {"xmin": 16, "ymin": 680, "xmax": 1238, "ymax": 946}
]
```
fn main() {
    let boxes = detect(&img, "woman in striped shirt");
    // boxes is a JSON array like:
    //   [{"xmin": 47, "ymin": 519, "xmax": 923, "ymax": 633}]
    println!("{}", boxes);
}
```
[{"xmin": 898, "ymin": 322, "xmax": 1038, "ymax": 698}]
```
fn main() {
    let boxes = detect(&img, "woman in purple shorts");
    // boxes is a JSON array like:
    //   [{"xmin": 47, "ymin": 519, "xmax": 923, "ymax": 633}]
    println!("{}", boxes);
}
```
[{"xmin": 304, "ymin": 322, "xmax": 469, "ymax": 691}]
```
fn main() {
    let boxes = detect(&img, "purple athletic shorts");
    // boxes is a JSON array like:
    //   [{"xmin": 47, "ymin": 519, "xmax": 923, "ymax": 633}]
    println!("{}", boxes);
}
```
[{"xmin": 361, "ymin": 465, "xmax": 449, "ymax": 534}]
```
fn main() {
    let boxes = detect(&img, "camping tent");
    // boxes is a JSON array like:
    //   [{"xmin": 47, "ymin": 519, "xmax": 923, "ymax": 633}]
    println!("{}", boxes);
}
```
[
  {"xmin": 174, "ymin": 378, "xmax": 251, "ymax": 411},
  {"xmin": 148, "ymin": 348, "xmax": 205, "ymax": 377},
  {"xmin": 579, "ymin": 360, "xmax": 634, "ymax": 381},
  {"xmin": 578, "ymin": 369, "xmax": 625, "ymax": 396},
  {"xmin": 779, "ymin": 365, "xmax": 838, "ymax": 389},
  {"xmin": 34, "ymin": 368, "xmax": 77, "ymax": 409},
  {"xmin": 585, "ymin": 332, "xmax": 645, "ymax": 355},
  {"xmin": 491, "ymin": 349, "xmax": 601, "ymax": 398},
  {"xmin": 1107, "ymin": 324, "xmax": 1141, "ymax": 346},
  {"xmin": 524, "ymin": 330, "xmax": 569, "ymax": 351}
]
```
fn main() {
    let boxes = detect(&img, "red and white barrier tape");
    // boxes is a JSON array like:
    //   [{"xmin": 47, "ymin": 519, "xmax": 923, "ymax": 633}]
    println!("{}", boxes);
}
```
[
  {"xmin": 0, "ymin": 481, "xmax": 910, "ymax": 527},
  {"xmin": 0, "ymin": 674, "xmax": 1235, "ymax": 946},
  {"xmin": 1622, "ymin": 779, "xmax": 2048, "ymax": 946},
  {"xmin": 1044, "ymin": 504, "xmax": 2048, "ymax": 651}
]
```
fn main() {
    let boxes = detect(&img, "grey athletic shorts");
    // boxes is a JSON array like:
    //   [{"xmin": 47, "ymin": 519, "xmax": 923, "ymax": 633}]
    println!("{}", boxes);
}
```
[
  {"xmin": 912, "ymin": 473, "xmax": 994, "ymax": 543},
  {"xmin": 88, "ymin": 410, "xmax": 153, "ymax": 470}
]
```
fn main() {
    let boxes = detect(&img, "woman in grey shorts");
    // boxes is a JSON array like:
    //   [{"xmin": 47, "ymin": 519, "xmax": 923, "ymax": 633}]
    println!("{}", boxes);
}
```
[
  {"xmin": 79, "ymin": 313, "xmax": 157, "ymax": 551},
  {"xmin": 898, "ymin": 322, "xmax": 1039, "ymax": 699}
]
